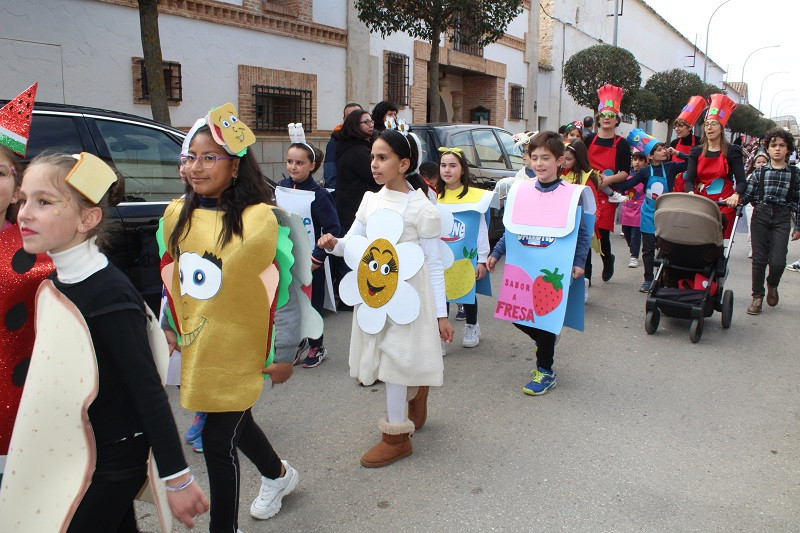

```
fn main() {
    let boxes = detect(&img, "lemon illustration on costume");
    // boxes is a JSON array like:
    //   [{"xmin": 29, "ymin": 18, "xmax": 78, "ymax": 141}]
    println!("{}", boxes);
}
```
[
  {"xmin": 357, "ymin": 238, "xmax": 400, "ymax": 308},
  {"xmin": 445, "ymin": 247, "xmax": 477, "ymax": 300}
]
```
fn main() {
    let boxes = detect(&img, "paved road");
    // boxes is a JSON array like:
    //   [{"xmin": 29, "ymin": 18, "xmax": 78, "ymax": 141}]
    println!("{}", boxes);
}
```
[{"xmin": 139, "ymin": 230, "xmax": 800, "ymax": 532}]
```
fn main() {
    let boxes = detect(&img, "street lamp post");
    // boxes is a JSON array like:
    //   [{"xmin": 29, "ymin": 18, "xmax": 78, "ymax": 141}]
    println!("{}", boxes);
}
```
[
  {"xmin": 770, "ymin": 90, "xmax": 792, "ymax": 118},
  {"xmin": 740, "ymin": 45, "xmax": 780, "ymax": 103},
  {"xmin": 758, "ymin": 71, "xmax": 788, "ymax": 112},
  {"xmin": 776, "ymin": 100, "xmax": 800, "ymax": 118},
  {"xmin": 703, "ymin": 0, "xmax": 734, "ymax": 83}
]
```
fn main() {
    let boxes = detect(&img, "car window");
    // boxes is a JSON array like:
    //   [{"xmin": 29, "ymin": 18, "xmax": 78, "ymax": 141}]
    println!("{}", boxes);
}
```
[
  {"xmin": 26, "ymin": 115, "xmax": 84, "ymax": 159},
  {"xmin": 497, "ymin": 130, "xmax": 524, "ymax": 170},
  {"xmin": 449, "ymin": 132, "xmax": 477, "ymax": 167},
  {"xmin": 472, "ymin": 129, "xmax": 507, "ymax": 170},
  {"xmin": 414, "ymin": 129, "xmax": 431, "ymax": 163},
  {"xmin": 94, "ymin": 119, "xmax": 183, "ymax": 202}
]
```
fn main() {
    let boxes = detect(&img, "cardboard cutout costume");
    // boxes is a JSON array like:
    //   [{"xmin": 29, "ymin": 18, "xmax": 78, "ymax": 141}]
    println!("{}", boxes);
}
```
[
  {"xmin": 494, "ymin": 180, "xmax": 595, "ymax": 334},
  {"xmin": 437, "ymin": 187, "xmax": 494, "ymax": 303}
]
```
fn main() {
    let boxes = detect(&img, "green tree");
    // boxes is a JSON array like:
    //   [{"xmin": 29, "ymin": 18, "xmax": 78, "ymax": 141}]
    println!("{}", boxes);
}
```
[
  {"xmin": 355, "ymin": 0, "xmax": 523, "ymax": 123},
  {"xmin": 629, "ymin": 88, "xmax": 660, "ymax": 124},
  {"xmin": 563, "ymin": 44, "xmax": 641, "ymax": 115},
  {"xmin": 752, "ymin": 117, "xmax": 777, "ymax": 138},
  {"xmin": 700, "ymin": 83, "xmax": 723, "ymax": 100},
  {"xmin": 643, "ymin": 69, "xmax": 704, "ymax": 142},
  {"xmin": 727, "ymin": 104, "xmax": 761, "ymax": 140},
  {"xmin": 138, "ymin": 0, "xmax": 170, "ymax": 125}
]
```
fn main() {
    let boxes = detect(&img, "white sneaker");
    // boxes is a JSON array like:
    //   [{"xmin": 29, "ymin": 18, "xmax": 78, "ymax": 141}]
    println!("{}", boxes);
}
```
[
  {"xmin": 462, "ymin": 324, "xmax": 480, "ymax": 348},
  {"xmin": 250, "ymin": 460, "xmax": 299, "ymax": 520},
  {"xmin": 608, "ymin": 191, "xmax": 627, "ymax": 203},
  {"xmin": 584, "ymin": 278, "xmax": 589, "ymax": 303},
  {"xmin": 787, "ymin": 260, "xmax": 800, "ymax": 273},
  {"xmin": 628, "ymin": 257, "xmax": 638, "ymax": 268}
]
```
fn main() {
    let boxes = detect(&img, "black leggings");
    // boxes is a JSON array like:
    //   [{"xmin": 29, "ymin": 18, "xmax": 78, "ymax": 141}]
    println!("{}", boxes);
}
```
[
  {"xmin": 447, "ymin": 301, "xmax": 478, "ymax": 325},
  {"xmin": 203, "ymin": 409, "xmax": 283, "ymax": 533},
  {"xmin": 584, "ymin": 228, "xmax": 613, "ymax": 282},
  {"xmin": 513, "ymin": 323, "xmax": 556, "ymax": 371},
  {"xmin": 67, "ymin": 435, "xmax": 149, "ymax": 533}
]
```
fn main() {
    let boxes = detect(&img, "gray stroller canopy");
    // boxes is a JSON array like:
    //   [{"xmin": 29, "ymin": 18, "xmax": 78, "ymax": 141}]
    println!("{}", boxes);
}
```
[{"xmin": 654, "ymin": 193, "xmax": 724, "ymax": 247}]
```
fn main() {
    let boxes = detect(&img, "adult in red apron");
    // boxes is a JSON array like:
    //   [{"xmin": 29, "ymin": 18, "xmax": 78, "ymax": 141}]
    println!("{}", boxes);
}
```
[
  {"xmin": 585, "ymin": 84, "xmax": 630, "ymax": 283},
  {"xmin": 671, "ymin": 96, "xmax": 708, "ymax": 192},
  {"xmin": 683, "ymin": 94, "xmax": 742, "ymax": 239}
]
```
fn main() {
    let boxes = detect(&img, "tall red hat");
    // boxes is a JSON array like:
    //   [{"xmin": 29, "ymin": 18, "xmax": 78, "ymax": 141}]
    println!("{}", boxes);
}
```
[
  {"xmin": 0, "ymin": 83, "xmax": 37, "ymax": 157},
  {"xmin": 705, "ymin": 94, "xmax": 736, "ymax": 128},
  {"xmin": 597, "ymin": 84, "xmax": 624, "ymax": 114},
  {"xmin": 677, "ymin": 95, "xmax": 708, "ymax": 126}
]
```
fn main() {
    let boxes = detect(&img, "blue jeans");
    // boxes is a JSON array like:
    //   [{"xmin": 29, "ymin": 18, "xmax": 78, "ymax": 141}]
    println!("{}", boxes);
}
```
[{"xmin": 622, "ymin": 225, "xmax": 641, "ymax": 258}]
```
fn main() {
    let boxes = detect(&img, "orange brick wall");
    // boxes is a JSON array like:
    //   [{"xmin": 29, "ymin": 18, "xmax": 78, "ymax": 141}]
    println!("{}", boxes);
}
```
[
  {"xmin": 463, "ymin": 76, "xmax": 506, "ymax": 127},
  {"xmin": 237, "ymin": 64, "xmax": 317, "ymax": 134}
]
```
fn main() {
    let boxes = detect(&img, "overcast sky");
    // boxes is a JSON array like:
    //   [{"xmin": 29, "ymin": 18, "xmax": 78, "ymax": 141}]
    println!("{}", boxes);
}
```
[{"xmin": 641, "ymin": 0, "xmax": 800, "ymax": 119}]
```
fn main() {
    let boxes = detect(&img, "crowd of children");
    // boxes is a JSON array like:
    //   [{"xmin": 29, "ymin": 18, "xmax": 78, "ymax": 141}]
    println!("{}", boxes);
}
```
[{"xmin": 2, "ymin": 80, "xmax": 800, "ymax": 531}]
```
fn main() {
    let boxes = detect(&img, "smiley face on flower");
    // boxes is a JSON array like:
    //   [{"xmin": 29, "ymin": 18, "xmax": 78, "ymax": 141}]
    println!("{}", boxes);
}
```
[{"xmin": 340, "ymin": 209, "xmax": 424, "ymax": 334}]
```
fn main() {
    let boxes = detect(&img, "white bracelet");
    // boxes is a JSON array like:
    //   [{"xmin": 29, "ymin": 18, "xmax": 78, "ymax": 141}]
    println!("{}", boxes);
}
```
[{"xmin": 165, "ymin": 474, "xmax": 195, "ymax": 492}]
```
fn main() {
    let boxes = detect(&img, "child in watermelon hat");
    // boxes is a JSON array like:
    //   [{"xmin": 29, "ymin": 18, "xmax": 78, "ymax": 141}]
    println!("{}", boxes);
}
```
[
  {"xmin": 0, "ymin": 83, "xmax": 55, "ymax": 481},
  {"xmin": 487, "ymin": 131, "xmax": 593, "ymax": 396}
]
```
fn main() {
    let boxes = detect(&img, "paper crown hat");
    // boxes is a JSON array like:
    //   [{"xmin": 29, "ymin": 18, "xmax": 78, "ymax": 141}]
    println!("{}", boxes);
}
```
[
  {"xmin": 597, "ymin": 84, "xmax": 624, "ymax": 114},
  {"xmin": 626, "ymin": 129, "xmax": 661, "ymax": 157},
  {"xmin": 706, "ymin": 94, "xmax": 737, "ymax": 128},
  {"xmin": 0, "ymin": 83, "xmax": 38, "ymax": 157},
  {"xmin": 65, "ymin": 153, "xmax": 117, "ymax": 204},
  {"xmin": 677, "ymin": 95, "xmax": 708, "ymax": 126},
  {"xmin": 564, "ymin": 120, "xmax": 582, "ymax": 132}
]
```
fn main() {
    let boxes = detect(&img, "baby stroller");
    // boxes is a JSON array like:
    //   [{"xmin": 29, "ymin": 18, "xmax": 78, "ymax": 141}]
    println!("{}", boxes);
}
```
[{"xmin": 644, "ymin": 193, "xmax": 740, "ymax": 343}]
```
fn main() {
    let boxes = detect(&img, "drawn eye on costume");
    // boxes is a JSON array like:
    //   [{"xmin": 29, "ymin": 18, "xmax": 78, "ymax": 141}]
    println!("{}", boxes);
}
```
[{"xmin": 179, "ymin": 251, "xmax": 222, "ymax": 300}]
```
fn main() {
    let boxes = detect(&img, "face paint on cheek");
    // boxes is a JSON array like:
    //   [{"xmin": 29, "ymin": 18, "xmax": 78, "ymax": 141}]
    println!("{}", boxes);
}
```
[{"xmin": 357, "ymin": 238, "xmax": 400, "ymax": 308}]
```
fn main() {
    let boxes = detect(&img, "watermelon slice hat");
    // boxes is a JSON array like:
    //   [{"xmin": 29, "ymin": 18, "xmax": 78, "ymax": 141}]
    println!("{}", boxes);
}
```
[{"xmin": 0, "ymin": 83, "xmax": 37, "ymax": 157}]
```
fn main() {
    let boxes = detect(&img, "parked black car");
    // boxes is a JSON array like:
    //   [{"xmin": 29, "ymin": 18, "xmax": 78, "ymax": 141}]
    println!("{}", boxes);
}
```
[
  {"xmin": 410, "ymin": 123, "xmax": 524, "ymax": 240},
  {"xmin": 3, "ymin": 101, "xmax": 188, "ymax": 312}
]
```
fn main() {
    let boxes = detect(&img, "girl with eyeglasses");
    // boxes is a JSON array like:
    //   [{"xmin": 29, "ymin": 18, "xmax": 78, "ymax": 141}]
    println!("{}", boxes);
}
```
[{"xmin": 334, "ymin": 109, "xmax": 378, "ymax": 235}]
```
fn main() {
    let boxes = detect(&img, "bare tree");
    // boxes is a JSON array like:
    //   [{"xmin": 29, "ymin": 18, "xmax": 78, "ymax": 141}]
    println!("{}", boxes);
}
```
[{"xmin": 138, "ymin": 0, "xmax": 170, "ymax": 125}]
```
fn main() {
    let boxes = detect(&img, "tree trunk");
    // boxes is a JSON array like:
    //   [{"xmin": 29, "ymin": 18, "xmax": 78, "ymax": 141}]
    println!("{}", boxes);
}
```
[
  {"xmin": 665, "ymin": 118, "xmax": 674, "ymax": 143},
  {"xmin": 138, "ymin": 0, "xmax": 171, "ymax": 125},
  {"xmin": 427, "ymin": 29, "xmax": 441, "ymax": 123}
]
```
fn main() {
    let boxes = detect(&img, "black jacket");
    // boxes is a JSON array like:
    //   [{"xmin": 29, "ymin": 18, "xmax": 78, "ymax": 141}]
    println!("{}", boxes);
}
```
[{"xmin": 334, "ymin": 136, "xmax": 377, "ymax": 233}]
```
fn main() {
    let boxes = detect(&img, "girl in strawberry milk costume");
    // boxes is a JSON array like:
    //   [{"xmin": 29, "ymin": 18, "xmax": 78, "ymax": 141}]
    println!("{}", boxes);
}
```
[{"xmin": 487, "ymin": 132, "xmax": 593, "ymax": 396}]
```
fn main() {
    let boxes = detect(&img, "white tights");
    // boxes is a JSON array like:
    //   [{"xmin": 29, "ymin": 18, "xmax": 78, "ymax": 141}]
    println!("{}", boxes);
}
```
[{"xmin": 385, "ymin": 382, "xmax": 408, "ymax": 424}]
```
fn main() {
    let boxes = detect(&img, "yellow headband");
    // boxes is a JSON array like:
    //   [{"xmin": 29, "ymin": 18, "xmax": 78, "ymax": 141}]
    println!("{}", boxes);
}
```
[{"xmin": 438, "ymin": 147, "xmax": 464, "ymax": 157}]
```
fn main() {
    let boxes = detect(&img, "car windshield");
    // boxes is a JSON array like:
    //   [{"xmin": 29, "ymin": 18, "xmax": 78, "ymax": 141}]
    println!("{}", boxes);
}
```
[
  {"xmin": 471, "ymin": 129, "xmax": 507, "ymax": 170},
  {"xmin": 497, "ymin": 130, "xmax": 524, "ymax": 170}
]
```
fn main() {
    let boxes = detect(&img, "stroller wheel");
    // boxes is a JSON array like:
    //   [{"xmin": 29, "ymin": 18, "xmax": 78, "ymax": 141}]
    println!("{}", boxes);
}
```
[
  {"xmin": 721, "ymin": 290, "xmax": 733, "ymax": 329},
  {"xmin": 645, "ymin": 309, "xmax": 660, "ymax": 335},
  {"xmin": 689, "ymin": 317, "xmax": 704, "ymax": 343}
]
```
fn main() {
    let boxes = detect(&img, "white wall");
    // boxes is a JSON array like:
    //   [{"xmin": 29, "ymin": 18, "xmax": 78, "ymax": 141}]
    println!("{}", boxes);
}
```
[
  {"xmin": 314, "ymin": 0, "xmax": 347, "ymax": 30},
  {"xmin": 1, "ymin": 0, "xmax": 346, "ymax": 130}
]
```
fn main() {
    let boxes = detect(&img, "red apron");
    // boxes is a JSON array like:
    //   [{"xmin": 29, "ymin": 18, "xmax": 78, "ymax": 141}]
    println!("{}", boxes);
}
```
[
  {"xmin": 671, "ymin": 135, "xmax": 695, "ymax": 162},
  {"xmin": 694, "ymin": 151, "xmax": 735, "ymax": 238},
  {"xmin": 587, "ymin": 134, "xmax": 620, "ymax": 232}
]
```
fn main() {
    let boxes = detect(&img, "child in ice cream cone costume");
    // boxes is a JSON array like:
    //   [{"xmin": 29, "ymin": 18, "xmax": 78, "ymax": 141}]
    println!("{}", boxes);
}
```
[
  {"xmin": 0, "ymin": 83, "xmax": 54, "ymax": 481},
  {"xmin": 318, "ymin": 128, "xmax": 453, "ymax": 468},
  {"xmin": 682, "ymin": 94, "xmax": 745, "ymax": 239},
  {"xmin": 584, "ymin": 84, "xmax": 633, "ymax": 284},
  {"xmin": 160, "ymin": 104, "xmax": 321, "ymax": 530}
]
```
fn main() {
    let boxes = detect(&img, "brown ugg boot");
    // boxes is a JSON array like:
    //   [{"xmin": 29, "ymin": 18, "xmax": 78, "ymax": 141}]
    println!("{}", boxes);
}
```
[
  {"xmin": 360, "ymin": 419, "xmax": 414, "ymax": 468},
  {"xmin": 407, "ymin": 386, "xmax": 429, "ymax": 430}
]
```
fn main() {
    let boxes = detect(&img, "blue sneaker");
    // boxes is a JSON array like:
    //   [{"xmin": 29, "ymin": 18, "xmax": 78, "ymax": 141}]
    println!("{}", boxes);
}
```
[
  {"xmin": 455, "ymin": 305, "xmax": 466, "ymax": 321},
  {"xmin": 191, "ymin": 435, "xmax": 204, "ymax": 453},
  {"xmin": 639, "ymin": 281, "xmax": 652, "ymax": 293},
  {"xmin": 184, "ymin": 412, "xmax": 207, "ymax": 443},
  {"xmin": 522, "ymin": 368, "xmax": 556, "ymax": 396}
]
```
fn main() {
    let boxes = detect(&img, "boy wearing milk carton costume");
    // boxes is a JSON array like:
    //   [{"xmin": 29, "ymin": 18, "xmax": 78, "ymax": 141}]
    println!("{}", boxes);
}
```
[{"xmin": 487, "ymin": 132, "xmax": 594, "ymax": 396}]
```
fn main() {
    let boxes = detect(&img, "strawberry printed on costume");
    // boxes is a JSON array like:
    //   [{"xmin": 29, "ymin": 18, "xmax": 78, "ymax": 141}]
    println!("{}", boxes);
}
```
[{"xmin": 533, "ymin": 268, "xmax": 564, "ymax": 316}]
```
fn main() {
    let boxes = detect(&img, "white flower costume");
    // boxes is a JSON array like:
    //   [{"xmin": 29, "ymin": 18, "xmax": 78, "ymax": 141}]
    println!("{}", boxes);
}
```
[{"xmin": 332, "ymin": 187, "xmax": 444, "ymax": 387}]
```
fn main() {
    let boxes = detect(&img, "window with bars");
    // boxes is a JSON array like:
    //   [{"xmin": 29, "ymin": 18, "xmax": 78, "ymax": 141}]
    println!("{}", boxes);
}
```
[
  {"xmin": 452, "ymin": 17, "xmax": 484, "ymax": 57},
  {"xmin": 253, "ymin": 85, "xmax": 312, "ymax": 132},
  {"xmin": 510, "ymin": 85, "xmax": 524, "ymax": 120},
  {"xmin": 386, "ymin": 52, "xmax": 409, "ymax": 106},
  {"xmin": 139, "ymin": 60, "xmax": 182, "ymax": 102}
]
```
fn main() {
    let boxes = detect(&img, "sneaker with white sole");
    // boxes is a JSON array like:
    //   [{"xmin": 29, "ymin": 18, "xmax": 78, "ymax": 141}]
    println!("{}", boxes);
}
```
[
  {"xmin": 301, "ymin": 346, "xmax": 327, "ymax": 368},
  {"xmin": 608, "ymin": 191, "xmax": 627, "ymax": 203},
  {"xmin": 628, "ymin": 257, "xmax": 638, "ymax": 268},
  {"xmin": 293, "ymin": 338, "xmax": 309, "ymax": 366},
  {"xmin": 787, "ymin": 260, "xmax": 800, "ymax": 273},
  {"xmin": 250, "ymin": 460, "xmax": 299, "ymax": 520},
  {"xmin": 455, "ymin": 305, "xmax": 466, "ymax": 320},
  {"xmin": 462, "ymin": 323, "xmax": 480, "ymax": 348}
]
